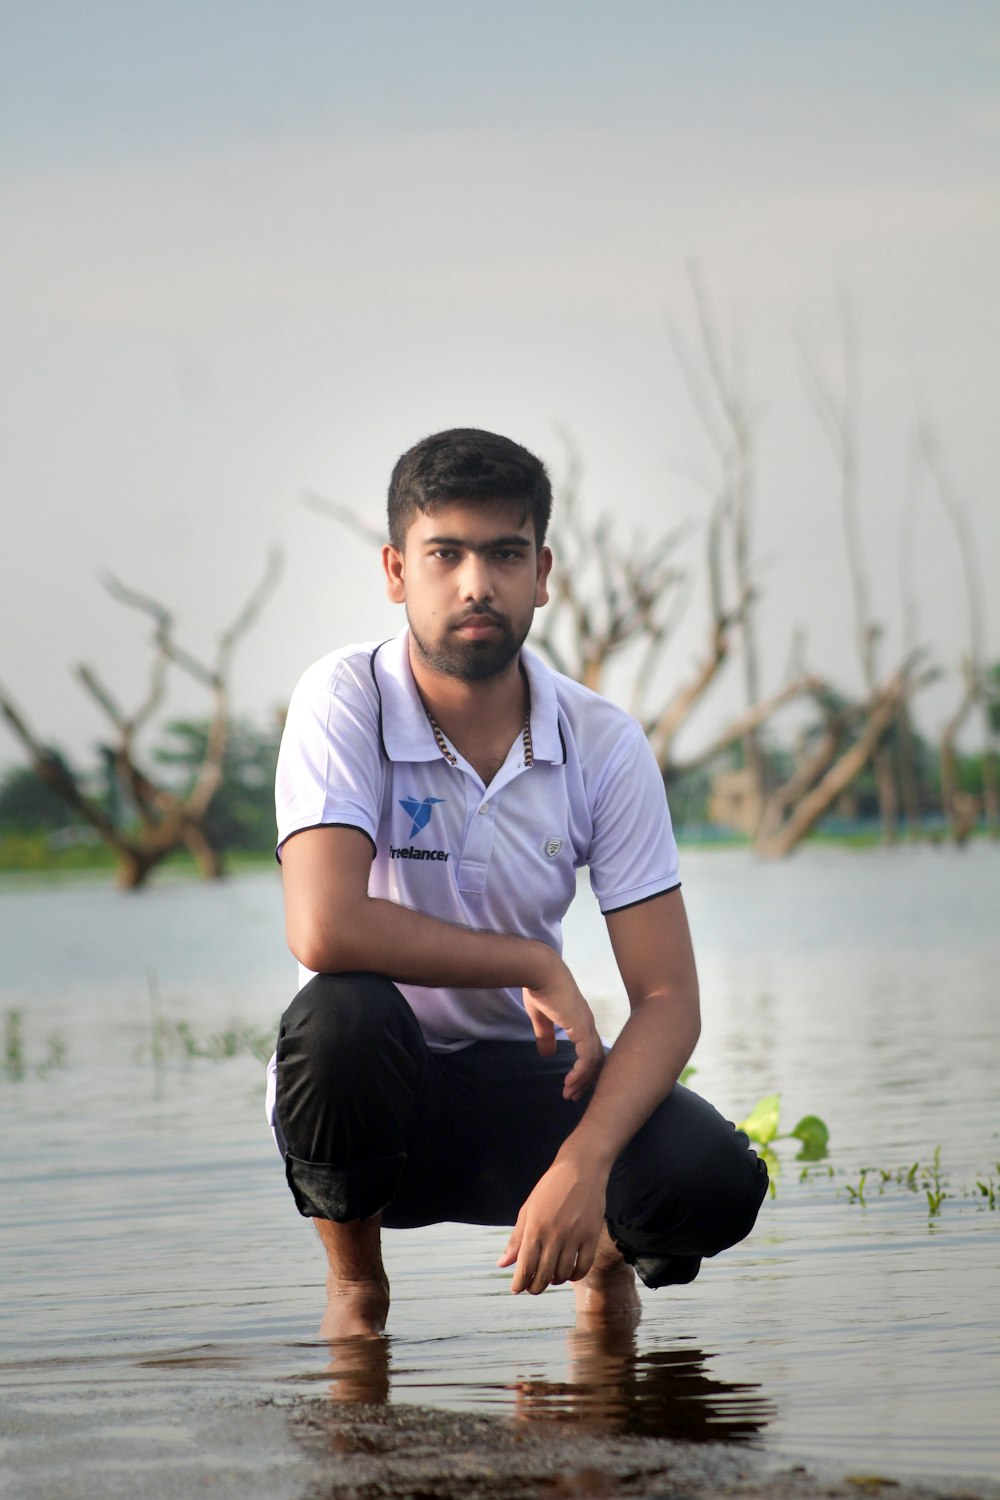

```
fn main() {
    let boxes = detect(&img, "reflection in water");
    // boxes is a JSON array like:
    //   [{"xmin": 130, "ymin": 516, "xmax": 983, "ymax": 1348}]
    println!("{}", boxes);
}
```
[
  {"xmin": 324, "ymin": 1335, "xmax": 392, "ymax": 1405},
  {"xmin": 318, "ymin": 1323, "xmax": 773, "ymax": 1448},
  {"xmin": 512, "ymin": 1323, "xmax": 774, "ymax": 1443}
]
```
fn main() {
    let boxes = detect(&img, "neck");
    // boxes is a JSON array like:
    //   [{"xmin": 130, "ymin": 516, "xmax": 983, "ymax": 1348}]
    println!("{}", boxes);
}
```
[{"xmin": 407, "ymin": 640, "xmax": 527, "ymax": 737}]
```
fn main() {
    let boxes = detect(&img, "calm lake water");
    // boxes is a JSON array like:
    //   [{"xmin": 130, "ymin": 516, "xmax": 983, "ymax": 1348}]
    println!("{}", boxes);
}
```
[{"xmin": 1, "ymin": 845, "xmax": 998, "ymax": 1488}]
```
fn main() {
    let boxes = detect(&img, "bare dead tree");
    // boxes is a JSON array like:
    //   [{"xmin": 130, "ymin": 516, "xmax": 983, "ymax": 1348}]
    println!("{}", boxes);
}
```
[
  {"xmin": 531, "ymin": 438, "xmax": 691, "ymax": 694},
  {"xmin": 522, "ymin": 441, "xmax": 822, "ymax": 788},
  {"xmin": 0, "ymin": 548, "xmax": 283, "ymax": 888},
  {"xmin": 669, "ymin": 262, "xmax": 766, "ymax": 822},
  {"xmin": 800, "ymin": 301, "xmax": 901, "ymax": 843},
  {"xmin": 918, "ymin": 422, "xmax": 997, "ymax": 841},
  {"xmin": 895, "ymin": 440, "xmax": 926, "ymax": 835},
  {"xmin": 753, "ymin": 655, "xmax": 936, "ymax": 858},
  {"xmin": 301, "ymin": 490, "xmax": 386, "ymax": 548}
]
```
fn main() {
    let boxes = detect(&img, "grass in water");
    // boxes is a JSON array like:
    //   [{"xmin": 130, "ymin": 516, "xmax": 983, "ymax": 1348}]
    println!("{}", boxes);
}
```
[
  {"xmin": 148, "ymin": 1015, "xmax": 275, "ymax": 1064},
  {"xmin": 3, "ymin": 1007, "xmax": 67, "ymax": 1080},
  {"xmin": 735, "ymin": 1091, "xmax": 996, "ymax": 1221}
]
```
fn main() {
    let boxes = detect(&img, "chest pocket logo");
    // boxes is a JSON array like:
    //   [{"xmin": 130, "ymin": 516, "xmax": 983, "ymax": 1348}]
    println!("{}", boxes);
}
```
[
  {"xmin": 400, "ymin": 796, "xmax": 445, "ymax": 839},
  {"xmin": 543, "ymin": 838, "xmax": 564, "ymax": 859}
]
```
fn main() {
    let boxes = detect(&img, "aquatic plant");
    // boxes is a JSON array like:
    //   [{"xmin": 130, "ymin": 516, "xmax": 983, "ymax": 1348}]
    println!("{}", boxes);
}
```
[
  {"xmin": 734, "ymin": 1091, "xmax": 830, "ymax": 1193},
  {"xmin": 145, "ymin": 967, "xmax": 274, "ymax": 1067},
  {"xmin": 2, "ymin": 1007, "xmax": 67, "ymax": 1081},
  {"xmin": 802, "ymin": 1145, "xmax": 999, "ymax": 1222},
  {"xmin": 3, "ymin": 1008, "xmax": 24, "ymax": 1079},
  {"xmin": 146, "ymin": 1014, "xmax": 276, "ymax": 1066},
  {"xmin": 733, "ymin": 1097, "xmax": 999, "ymax": 1220}
]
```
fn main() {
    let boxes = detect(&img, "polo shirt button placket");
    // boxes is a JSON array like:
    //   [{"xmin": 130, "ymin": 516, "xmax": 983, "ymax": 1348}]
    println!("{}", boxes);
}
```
[{"xmin": 458, "ymin": 789, "xmax": 497, "ymax": 894}]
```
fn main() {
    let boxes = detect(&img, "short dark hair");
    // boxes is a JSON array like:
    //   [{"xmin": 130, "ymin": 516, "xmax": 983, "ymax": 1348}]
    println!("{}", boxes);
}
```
[{"xmin": 387, "ymin": 428, "xmax": 552, "ymax": 549}]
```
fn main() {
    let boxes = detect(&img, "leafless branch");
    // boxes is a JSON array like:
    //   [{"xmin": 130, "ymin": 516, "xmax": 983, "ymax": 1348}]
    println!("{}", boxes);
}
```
[{"xmin": 302, "ymin": 489, "xmax": 386, "ymax": 548}]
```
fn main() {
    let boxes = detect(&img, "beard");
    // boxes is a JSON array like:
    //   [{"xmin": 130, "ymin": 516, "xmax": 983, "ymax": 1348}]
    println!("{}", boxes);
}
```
[{"xmin": 408, "ymin": 606, "xmax": 530, "ymax": 682}]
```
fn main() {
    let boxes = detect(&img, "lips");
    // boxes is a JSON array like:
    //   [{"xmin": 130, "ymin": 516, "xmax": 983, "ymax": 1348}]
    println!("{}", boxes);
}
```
[{"xmin": 452, "ymin": 611, "xmax": 506, "ymax": 634}]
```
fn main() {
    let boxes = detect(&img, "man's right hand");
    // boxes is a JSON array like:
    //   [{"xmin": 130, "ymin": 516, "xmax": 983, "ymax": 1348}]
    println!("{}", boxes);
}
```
[{"xmin": 522, "ymin": 960, "xmax": 604, "ymax": 1101}]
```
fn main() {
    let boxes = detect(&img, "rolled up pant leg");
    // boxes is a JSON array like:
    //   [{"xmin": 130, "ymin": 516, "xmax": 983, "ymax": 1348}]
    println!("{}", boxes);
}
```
[
  {"xmin": 605, "ymin": 1083, "xmax": 770, "ymax": 1288},
  {"xmin": 274, "ymin": 971, "xmax": 429, "ymax": 1223}
]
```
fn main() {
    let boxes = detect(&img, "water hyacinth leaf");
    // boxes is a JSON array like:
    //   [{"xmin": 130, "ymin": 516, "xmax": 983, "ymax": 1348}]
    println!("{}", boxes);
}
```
[
  {"xmin": 736, "ymin": 1092, "xmax": 780, "ymax": 1146},
  {"xmin": 760, "ymin": 1146, "xmax": 781, "ymax": 1196},
  {"xmin": 678, "ymin": 1064, "xmax": 697, "ymax": 1086},
  {"xmin": 789, "ymin": 1114, "xmax": 830, "ymax": 1161}
]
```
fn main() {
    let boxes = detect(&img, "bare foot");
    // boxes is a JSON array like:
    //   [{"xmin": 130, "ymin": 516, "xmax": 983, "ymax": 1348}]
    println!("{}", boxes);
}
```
[
  {"xmin": 573, "ymin": 1228, "xmax": 642, "ymax": 1330},
  {"xmin": 315, "ymin": 1215, "xmax": 389, "ymax": 1339},
  {"xmin": 319, "ymin": 1273, "xmax": 390, "ymax": 1340}
]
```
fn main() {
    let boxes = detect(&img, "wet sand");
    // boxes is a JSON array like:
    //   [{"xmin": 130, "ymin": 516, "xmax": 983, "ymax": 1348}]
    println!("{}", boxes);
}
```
[{"xmin": 6, "ymin": 1394, "xmax": 999, "ymax": 1500}]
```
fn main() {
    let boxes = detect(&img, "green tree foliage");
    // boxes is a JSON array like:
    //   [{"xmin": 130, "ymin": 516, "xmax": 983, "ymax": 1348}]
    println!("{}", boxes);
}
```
[
  {"xmin": 152, "ymin": 716, "xmax": 282, "ymax": 853},
  {"xmin": 0, "ymin": 755, "xmax": 82, "ymax": 832},
  {"xmin": 987, "ymin": 662, "xmax": 1000, "ymax": 738}
]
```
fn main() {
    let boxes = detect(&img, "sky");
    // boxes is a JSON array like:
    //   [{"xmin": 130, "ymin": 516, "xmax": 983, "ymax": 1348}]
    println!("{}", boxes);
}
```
[{"xmin": 1, "ymin": 1, "xmax": 998, "ymax": 775}]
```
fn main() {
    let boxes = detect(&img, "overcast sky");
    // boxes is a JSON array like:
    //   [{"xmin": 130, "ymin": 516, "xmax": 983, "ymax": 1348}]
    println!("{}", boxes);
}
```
[{"xmin": 1, "ymin": 1, "xmax": 998, "ymax": 772}]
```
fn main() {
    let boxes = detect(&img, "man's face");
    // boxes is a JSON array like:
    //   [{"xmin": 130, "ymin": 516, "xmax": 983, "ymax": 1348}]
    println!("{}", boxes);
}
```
[{"xmin": 382, "ymin": 500, "xmax": 551, "ymax": 682}]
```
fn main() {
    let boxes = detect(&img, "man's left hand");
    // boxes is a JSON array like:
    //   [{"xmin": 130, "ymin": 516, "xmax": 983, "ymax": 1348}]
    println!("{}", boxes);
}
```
[{"xmin": 496, "ymin": 1151, "xmax": 607, "ymax": 1294}]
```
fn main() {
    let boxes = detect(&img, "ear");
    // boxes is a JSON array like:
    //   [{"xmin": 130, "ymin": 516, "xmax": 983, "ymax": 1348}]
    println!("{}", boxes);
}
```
[
  {"xmin": 382, "ymin": 543, "xmax": 405, "ymax": 603},
  {"xmin": 534, "ymin": 545, "xmax": 553, "ymax": 608}
]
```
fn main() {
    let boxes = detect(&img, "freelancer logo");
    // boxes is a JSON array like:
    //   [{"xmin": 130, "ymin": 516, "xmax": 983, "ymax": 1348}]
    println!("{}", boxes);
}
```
[{"xmin": 399, "ymin": 795, "xmax": 446, "ymax": 840}]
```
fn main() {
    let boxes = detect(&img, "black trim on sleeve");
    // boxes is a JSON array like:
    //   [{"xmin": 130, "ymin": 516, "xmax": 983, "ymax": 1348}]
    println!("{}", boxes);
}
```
[
  {"xmin": 368, "ymin": 641, "xmax": 390, "ymax": 759},
  {"xmin": 556, "ymin": 714, "xmax": 568, "ymax": 765},
  {"xmin": 600, "ymin": 882, "xmax": 681, "ymax": 916},
  {"xmin": 276, "ymin": 822, "xmax": 378, "ymax": 863}
]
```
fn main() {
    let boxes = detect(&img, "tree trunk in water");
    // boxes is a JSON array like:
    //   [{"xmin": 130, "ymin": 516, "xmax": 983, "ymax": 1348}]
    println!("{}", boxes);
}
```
[
  {"xmin": 896, "ymin": 702, "xmax": 922, "ymax": 838},
  {"xmin": 981, "ymin": 732, "xmax": 1000, "ymax": 841},
  {"xmin": 754, "ymin": 689, "xmax": 901, "ymax": 859},
  {"xmin": 874, "ymin": 743, "xmax": 899, "ymax": 845},
  {"xmin": 939, "ymin": 731, "xmax": 977, "ymax": 846},
  {"xmin": 183, "ymin": 823, "xmax": 226, "ymax": 881},
  {"xmin": 114, "ymin": 847, "xmax": 158, "ymax": 890}
]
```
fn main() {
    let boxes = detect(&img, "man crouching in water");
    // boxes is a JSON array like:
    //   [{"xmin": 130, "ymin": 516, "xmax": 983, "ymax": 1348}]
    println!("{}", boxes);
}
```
[{"xmin": 265, "ymin": 427, "xmax": 768, "ymax": 1337}]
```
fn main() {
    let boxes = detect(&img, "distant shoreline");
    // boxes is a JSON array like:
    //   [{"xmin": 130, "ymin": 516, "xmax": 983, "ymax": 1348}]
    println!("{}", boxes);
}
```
[{"xmin": 0, "ymin": 826, "xmax": 993, "ymax": 890}]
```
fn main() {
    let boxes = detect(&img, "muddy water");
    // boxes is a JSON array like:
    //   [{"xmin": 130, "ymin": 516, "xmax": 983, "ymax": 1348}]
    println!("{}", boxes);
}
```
[{"xmin": 1, "ymin": 845, "xmax": 998, "ymax": 1487}]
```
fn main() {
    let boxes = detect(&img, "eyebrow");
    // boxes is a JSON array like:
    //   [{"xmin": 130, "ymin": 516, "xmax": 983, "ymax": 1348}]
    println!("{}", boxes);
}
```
[{"xmin": 422, "ymin": 534, "xmax": 532, "ymax": 554}]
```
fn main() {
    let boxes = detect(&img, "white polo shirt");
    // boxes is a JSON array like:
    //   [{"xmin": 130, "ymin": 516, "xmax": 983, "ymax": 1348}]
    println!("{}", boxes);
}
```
[{"xmin": 274, "ymin": 627, "xmax": 680, "ymax": 1051}]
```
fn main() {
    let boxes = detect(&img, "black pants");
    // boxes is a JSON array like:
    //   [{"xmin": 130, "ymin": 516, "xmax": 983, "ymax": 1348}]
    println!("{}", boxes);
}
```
[{"xmin": 274, "ymin": 972, "xmax": 768, "ymax": 1289}]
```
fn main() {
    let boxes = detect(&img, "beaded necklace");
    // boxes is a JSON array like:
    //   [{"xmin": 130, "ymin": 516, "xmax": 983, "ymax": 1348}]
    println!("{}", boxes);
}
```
[{"xmin": 425, "ymin": 709, "xmax": 533, "ymax": 769}]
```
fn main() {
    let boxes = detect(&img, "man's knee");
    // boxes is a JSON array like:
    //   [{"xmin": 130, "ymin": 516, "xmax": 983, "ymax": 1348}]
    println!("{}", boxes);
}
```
[
  {"xmin": 608, "ymin": 1086, "xmax": 769, "ymax": 1263},
  {"xmin": 275, "ymin": 972, "xmax": 429, "ymax": 1210},
  {"xmin": 279, "ymin": 971, "xmax": 423, "ymax": 1089},
  {"xmin": 657, "ymin": 1092, "xmax": 769, "ymax": 1255},
  {"xmin": 696, "ymin": 1125, "xmax": 770, "ymax": 1254}
]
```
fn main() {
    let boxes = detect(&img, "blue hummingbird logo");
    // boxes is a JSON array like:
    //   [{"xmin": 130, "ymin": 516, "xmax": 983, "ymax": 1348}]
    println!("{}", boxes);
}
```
[{"xmin": 399, "ymin": 796, "xmax": 446, "ymax": 839}]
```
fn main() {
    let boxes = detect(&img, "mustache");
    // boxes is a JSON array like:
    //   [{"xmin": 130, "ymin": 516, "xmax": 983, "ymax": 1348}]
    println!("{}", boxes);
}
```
[{"xmin": 451, "ymin": 606, "xmax": 509, "ymax": 628}]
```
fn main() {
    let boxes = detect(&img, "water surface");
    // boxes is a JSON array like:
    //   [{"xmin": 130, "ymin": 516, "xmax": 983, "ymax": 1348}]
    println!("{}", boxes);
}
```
[{"xmin": 1, "ymin": 845, "xmax": 998, "ymax": 1485}]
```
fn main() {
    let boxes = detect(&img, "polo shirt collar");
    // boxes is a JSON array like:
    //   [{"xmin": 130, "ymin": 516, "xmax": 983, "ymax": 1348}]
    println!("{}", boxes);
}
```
[
  {"xmin": 520, "ymin": 645, "xmax": 567, "ymax": 765},
  {"xmin": 370, "ymin": 628, "xmax": 566, "ymax": 766}
]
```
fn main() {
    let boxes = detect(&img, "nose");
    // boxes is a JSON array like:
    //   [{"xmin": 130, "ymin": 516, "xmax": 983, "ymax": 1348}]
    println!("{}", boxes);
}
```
[{"xmin": 459, "ymin": 553, "xmax": 495, "ymax": 603}]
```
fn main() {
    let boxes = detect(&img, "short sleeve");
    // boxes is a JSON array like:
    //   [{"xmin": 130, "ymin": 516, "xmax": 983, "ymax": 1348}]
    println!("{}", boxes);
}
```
[
  {"xmin": 274, "ymin": 654, "xmax": 386, "ymax": 859},
  {"xmin": 586, "ymin": 724, "xmax": 680, "ymax": 914}
]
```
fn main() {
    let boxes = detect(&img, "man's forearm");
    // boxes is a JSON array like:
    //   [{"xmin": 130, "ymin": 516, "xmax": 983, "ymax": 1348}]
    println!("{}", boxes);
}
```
[
  {"xmin": 497, "ymin": 982, "xmax": 700, "ymax": 1295},
  {"xmin": 291, "ymin": 888, "xmax": 557, "ymax": 993},
  {"xmin": 558, "ymin": 989, "xmax": 701, "ymax": 1177}
]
